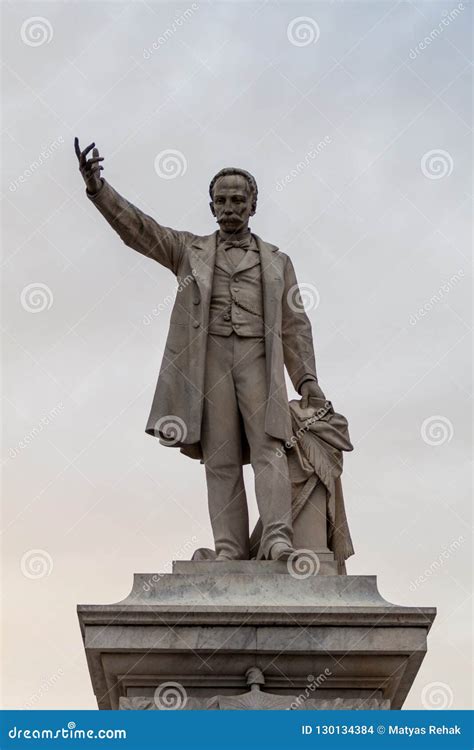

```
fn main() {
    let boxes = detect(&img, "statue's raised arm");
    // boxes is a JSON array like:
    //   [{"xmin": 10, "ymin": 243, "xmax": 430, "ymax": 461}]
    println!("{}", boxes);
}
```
[{"xmin": 74, "ymin": 137, "xmax": 185, "ymax": 274}]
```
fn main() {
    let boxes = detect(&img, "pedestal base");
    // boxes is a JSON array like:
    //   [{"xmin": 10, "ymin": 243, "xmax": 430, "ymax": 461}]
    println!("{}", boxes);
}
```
[{"xmin": 77, "ymin": 562, "xmax": 435, "ymax": 710}]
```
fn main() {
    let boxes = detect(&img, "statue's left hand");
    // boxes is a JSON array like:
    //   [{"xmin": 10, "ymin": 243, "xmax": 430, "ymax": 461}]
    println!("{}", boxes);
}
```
[{"xmin": 300, "ymin": 381, "xmax": 326, "ymax": 409}]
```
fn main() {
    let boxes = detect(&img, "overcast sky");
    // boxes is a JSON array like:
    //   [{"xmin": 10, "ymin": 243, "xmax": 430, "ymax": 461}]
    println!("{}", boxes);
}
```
[{"xmin": 2, "ymin": 0, "xmax": 472, "ymax": 710}]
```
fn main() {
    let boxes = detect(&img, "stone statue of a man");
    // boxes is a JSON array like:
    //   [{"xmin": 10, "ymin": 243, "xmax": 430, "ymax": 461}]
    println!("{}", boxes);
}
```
[{"xmin": 75, "ymin": 138, "xmax": 326, "ymax": 562}]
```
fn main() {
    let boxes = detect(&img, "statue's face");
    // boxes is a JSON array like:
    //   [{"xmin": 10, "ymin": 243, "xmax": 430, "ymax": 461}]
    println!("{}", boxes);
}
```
[{"xmin": 210, "ymin": 174, "xmax": 256, "ymax": 234}]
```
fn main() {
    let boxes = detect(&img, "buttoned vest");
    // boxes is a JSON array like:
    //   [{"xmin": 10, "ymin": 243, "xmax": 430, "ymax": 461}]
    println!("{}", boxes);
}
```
[{"xmin": 208, "ymin": 237, "xmax": 265, "ymax": 337}]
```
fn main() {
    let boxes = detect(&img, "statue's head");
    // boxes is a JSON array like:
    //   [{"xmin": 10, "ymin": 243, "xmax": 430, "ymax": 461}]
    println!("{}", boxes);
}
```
[{"xmin": 209, "ymin": 167, "xmax": 258, "ymax": 234}]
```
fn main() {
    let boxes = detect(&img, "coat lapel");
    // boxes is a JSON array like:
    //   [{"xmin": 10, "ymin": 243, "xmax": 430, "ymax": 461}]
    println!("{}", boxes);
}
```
[
  {"xmin": 189, "ymin": 233, "xmax": 217, "ymax": 304},
  {"xmin": 254, "ymin": 234, "xmax": 284, "ymax": 330}
]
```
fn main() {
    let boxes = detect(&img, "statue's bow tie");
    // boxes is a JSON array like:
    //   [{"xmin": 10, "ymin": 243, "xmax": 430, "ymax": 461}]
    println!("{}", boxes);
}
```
[{"xmin": 221, "ymin": 237, "xmax": 253, "ymax": 252}]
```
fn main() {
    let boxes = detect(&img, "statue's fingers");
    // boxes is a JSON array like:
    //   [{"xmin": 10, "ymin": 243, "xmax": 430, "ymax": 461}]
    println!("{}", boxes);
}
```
[
  {"xmin": 90, "ymin": 164, "xmax": 103, "ymax": 174},
  {"xmin": 92, "ymin": 147, "xmax": 99, "ymax": 158},
  {"xmin": 74, "ymin": 137, "xmax": 82, "ymax": 160},
  {"xmin": 81, "ymin": 142, "xmax": 95, "ymax": 163},
  {"xmin": 87, "ymin": 156, "xmax": 104, "ymax": 164}
]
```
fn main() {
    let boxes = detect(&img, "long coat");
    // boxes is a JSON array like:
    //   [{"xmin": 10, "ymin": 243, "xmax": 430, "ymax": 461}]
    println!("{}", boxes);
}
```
[{"xmin": 89, "ymin": 181, "xmax": 318, "ymax": 461}]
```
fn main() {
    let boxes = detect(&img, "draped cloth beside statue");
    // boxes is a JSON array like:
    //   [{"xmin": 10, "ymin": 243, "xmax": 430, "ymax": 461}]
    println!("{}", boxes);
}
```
[{"xmin": 193, "ymin": 397, "xmax": 355, "ymax": 572}]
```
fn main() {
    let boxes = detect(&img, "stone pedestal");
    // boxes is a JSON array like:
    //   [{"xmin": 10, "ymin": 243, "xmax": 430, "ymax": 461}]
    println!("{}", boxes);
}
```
[{"xmin": 77, "ymin": 561, "xmax": 435, "ymax": 710}]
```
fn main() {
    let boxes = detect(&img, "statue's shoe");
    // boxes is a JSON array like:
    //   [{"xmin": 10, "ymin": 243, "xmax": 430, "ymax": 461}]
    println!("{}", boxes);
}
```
[{"xmin": 269, "ymin": 541, "xmax": 295, "ymax": 561}]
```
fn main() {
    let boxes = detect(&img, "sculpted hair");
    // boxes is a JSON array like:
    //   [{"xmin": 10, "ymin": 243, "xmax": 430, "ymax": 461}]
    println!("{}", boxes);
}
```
[{"xmin": 209, "ymin": 168, "xmax": 258, "ymax": 205}]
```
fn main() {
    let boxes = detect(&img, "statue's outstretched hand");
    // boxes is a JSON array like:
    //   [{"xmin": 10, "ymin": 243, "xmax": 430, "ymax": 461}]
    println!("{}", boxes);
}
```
[{"xmin": 74, "ymin": 137, "xmax": 104, "ymax": 194}]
